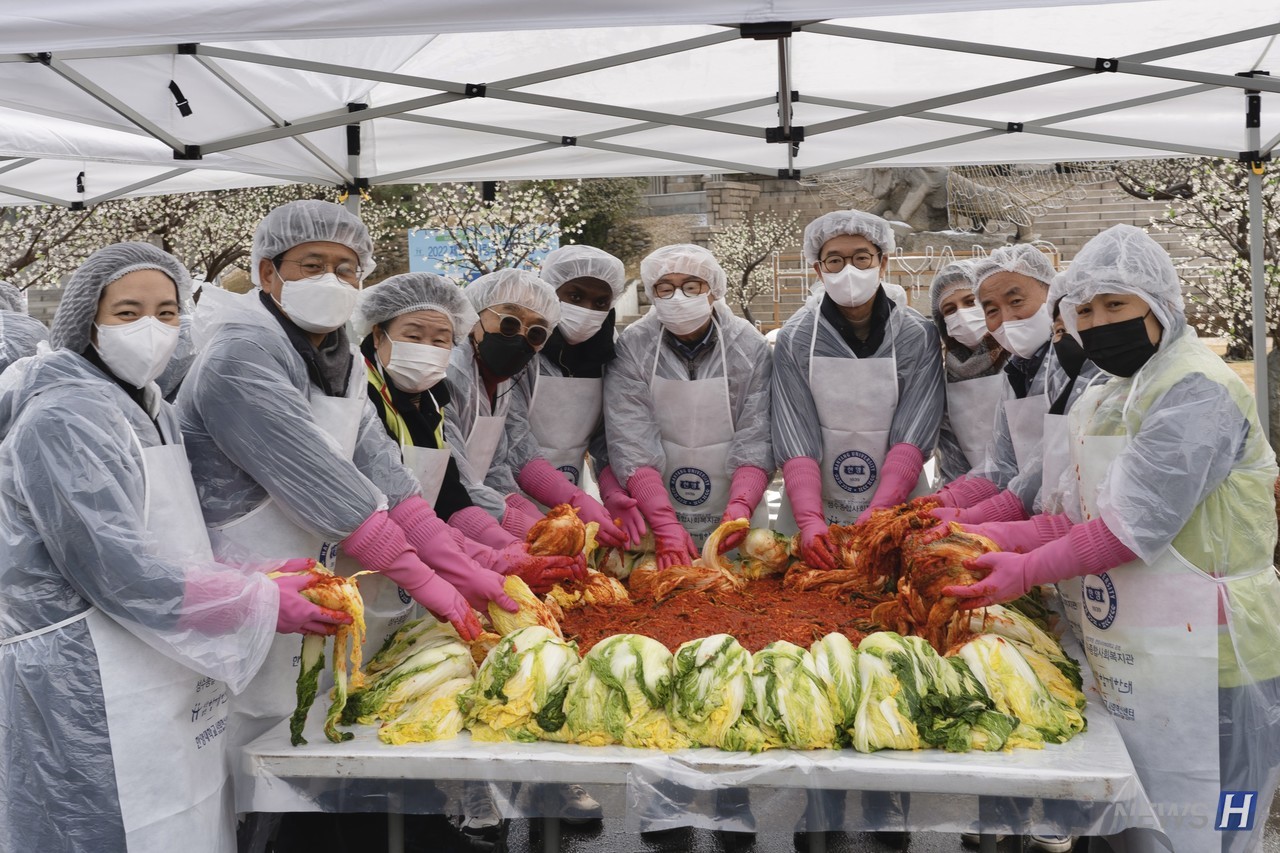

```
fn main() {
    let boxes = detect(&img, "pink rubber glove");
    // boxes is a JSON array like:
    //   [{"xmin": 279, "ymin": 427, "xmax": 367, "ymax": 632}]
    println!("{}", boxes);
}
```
[
  {"xmin": 501, "ymin": 493, "xmax": 544, "ymax": 540},
  {"xmin": 627, "ymin": 466, "xmax": 698, "ymax": 570},
  {"xmin": 273, "ymin": 569, "xmax": 354, "ymax": 636},
  {"xmin": 448, "ymin": 505, "xmax": 520, "ymax": 550},
  {"xmin": 936, "ymin": 513, "xmax": 1074, "ymax": 553},
  {"xmin": 389, "ymin": 496, "xmax": 517, "ymax": 614},
  {"xmin": 517, "ymin": 457, "xmax": 627, "ymax": 547},
  {"xmin": 944, "ymin": 517, "xmax": 1138, "ymax": 609},
  {"xmin": 718, "ymin": 466, "xmax": 770, "ymax": 553},
  {"xmin": 342, "ymin": 510, "xmax": 482, "ymax": 640},
  {"xmin": 856, "ymin": 443, "xmax": 925, "ymax": 523},
  {"xmin": 180, "ymin": 557, "xmax": 317, "ymax": 634},
  {"xmin": 448, "ymin": 528, "xmax": 578, "ymax": 593},
  {"xmin": 597, "ymin": 465, "xmax": 648, "ymax": 548},
  {"xmin": 931, "ymin": 488, "xmax": 1029, "ymax": 525},
  {"xmin": 929, "ymin": 475, "xmax": 1000, "ymax": 509},
  {"xmin": 782, "ymin": 456, "xmax": 836, "ymax": 571}
]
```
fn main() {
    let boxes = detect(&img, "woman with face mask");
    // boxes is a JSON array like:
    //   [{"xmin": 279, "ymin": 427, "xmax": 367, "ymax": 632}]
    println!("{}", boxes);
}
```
[
  {"xmin": 945, "ymin": 225, "xmax": 1280, "ymax": 853},
  {"xmin": 0, "ymin": 243, "xmax": 337, "ymax": 853},
  {"xmin": 928, "ymin": 259, "xmax": 1008, "ymax": 484},
  {"xmin": 772, "ymin": 210, "xmax": 945, "ymax": 570},
  {"xmin": 492, "ymin": 245, "xmax": 644, "ymax": 548},
  {"xmin": 603, "ymin": 244, "xmax": 774, "ymax": 567}
]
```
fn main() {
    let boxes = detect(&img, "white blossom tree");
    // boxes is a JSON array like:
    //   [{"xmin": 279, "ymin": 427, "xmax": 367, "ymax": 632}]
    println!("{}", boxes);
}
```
[
  {"xmin": 366, "ymin": 181, "xmax": 581, "ymax": 280},
  {"xmin": 1114, "ymin": 158, "xmax": 1280, "ymax": 360},
  {"xmin": 711, "ymin": 211, "xmax": 802, "ymax": 325}
]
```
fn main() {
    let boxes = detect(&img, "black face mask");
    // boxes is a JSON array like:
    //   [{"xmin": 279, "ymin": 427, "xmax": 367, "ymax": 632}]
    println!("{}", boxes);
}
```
[
  {"xmin": 1078, "ymin": 313, "xmax": 1159, "ymax": 378},
  {"xmin": 475, "ymin": 332, "xmax": 536, "ymax": 379},
  {"xmin": 1052, "ymin": 331, "xmax": 1089, "ymax": 379}
]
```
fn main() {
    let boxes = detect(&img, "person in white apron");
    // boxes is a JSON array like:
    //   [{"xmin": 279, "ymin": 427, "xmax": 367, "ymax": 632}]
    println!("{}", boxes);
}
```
[
  {"xmin": 179, "ymin": 203, "xmax": 493, "ymax": 821},
  {"xmin": 604, "ymin": 244, "xmax": 774, "ymax": 565},
  {"xmin": 0, "ymin": 243, "xmax": 324, "ymax": 853},
  {"xmin": 354, "ymin": 273, "xmax": 579, "ymax": 601},
  {"xmin": 929, "ymin": 244, "xmax": 1064, "ymax": 525},
  {"xmin": 945, "ymin": 225, "xmax": 1280, "ymax": 853},
  {"xmin": 773, "ymin": 210, "xmax": 944, "ymax": 569},
  {"xmin": 928, "ymin": 259, "xmax": 1008, "ymax": 484},
  {"xmin": 502, "ymin": 245, "xmax": 643, "ymax": 547}
]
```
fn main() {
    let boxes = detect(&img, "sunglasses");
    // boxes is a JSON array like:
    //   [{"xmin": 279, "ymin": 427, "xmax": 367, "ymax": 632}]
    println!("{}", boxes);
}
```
[{"xmin": 484, "ymin": 307, "xmax": 550, "ymax": 347}]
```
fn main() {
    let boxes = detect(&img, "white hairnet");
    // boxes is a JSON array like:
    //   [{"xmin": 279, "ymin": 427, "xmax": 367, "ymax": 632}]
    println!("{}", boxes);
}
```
[
  {"xmin": 354, "ymin": 272, "xmax": 479, "ymax": 341},
  {"xmin": 249, "ymin": 199, "xmax": 375, "ymax": 286},
  {"xmin": 928, "ymin": 260, "xmax": 978, "ymax": 319},
  {"xmin": 973, "ymin": 244, "xmax": 1056, "ymax": 292},
  {"xmin": 464, "ymin": 269, "xmax": 562, "ymax": 327},
  {"xmin": 639, "ymin": 244, "xmax": 726, "ymax": 300},
  {"xmin": 0, "ymin": 311, "xmax": 48, "ymax": 373},
  {"xmin": 0, "ymin": 281, "xmax": 25, "ymax": 314},
  {"xmin": 540, "ymin": 245, "xmax": 627, "ymax": 300},
  {"xmin": 802, "ymin": 210, "xmax": 896, "ymax": 264},
  {"xmin": 49, "ymin": 242, "xmax": 190, "ymax": 353},
  {"xmin": 1052, "ymin": 224, "xmax": 1185, "ymax": 343}
]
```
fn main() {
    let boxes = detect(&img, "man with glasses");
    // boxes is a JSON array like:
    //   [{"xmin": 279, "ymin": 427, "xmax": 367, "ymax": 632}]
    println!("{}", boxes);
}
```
[
  {"xmin": 178, "ymin": 201, "xmax": 506, "ymax": 842},
  {"xmin": 604, "ymin": 243, "xmax": 773, "ymax": 568},
  {"xmin": 773, "ymin": 210, "xmax": 945, "ymax": 570}
]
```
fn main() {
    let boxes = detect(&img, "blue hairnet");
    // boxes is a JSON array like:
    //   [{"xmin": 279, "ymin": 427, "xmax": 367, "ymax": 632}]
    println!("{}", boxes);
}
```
[
  {"xmin": 540, "ymin": 245, "xmax": 627, "ymax": 300},
  {"xmin": 249, "ymin": 200, "xmax": 376, "ymax": 286},
  {"xmin": 802, "ymin": 210, "xmax": 896, "ymax": 263},
  {"xmin": 354, "ymin": 272, "xmax": 478, "ymax": 342},
  {"xmin": 49, "ymin": 242, "xmax": 190, "ymax": 353},
  {"xmin": 464, "ymin": 269, "xmax": 562, "ymax": 327},
  {"xmin": 639, "ymin": 244, "xmax": 726, "ymax": 300},
  {"xmin": 0, "ymin": 281, "xmax": 24, "ymax": 314}
]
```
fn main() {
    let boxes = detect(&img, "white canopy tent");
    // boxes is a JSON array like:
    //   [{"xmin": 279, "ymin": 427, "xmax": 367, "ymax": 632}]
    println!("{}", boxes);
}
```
[{"xmin": 0, "ymin": 0, "xmax": 1276, "ymax": 421}]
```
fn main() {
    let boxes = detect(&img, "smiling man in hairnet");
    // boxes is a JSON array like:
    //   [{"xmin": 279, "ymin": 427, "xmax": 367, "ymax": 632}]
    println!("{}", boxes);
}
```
[
  {"xmin": 603, "ymin": 243, "xmax": 773, "ymax": 567},
  {"xmin": 0, "ymin": 243, "xmax": 331, "ymax": 853},
  {"xmin": 773, "ymin": 210, "xmax": 944, "ymax": 569},
  {"xmin": 178, "ymin": 201, "xmax": 511, "ymax": 809}
]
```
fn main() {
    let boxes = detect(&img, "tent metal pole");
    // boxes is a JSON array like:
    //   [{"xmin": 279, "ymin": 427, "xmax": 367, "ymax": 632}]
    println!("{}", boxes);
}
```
[
  {"xmin": 0, "ymin": 182, "xmax": 70, "ymax": 206},
  {"xmin": 81, "ymin": 168, "xmax": 193, "ymax": 205},
  {"xmin": 808, "ymin": 129, "xmax": 1003, "ymax": 173},
  {"xmin": 373, "ymin": 143, "xmax": 558, "ymax": 183},
  {"xmin": 491, "ymin": 30, "xmax": 739, "ymax": 90},
  {"xmin": 37, "ymin": 55, "xmax": 188, "ymax": 154},
  {"xmin": 1245, "ymin": 85, "xmax": 1269, "ymax": 439},
  {"xmin": 0, "ymin": 158, "xmax": 36, "ymax": 176}
]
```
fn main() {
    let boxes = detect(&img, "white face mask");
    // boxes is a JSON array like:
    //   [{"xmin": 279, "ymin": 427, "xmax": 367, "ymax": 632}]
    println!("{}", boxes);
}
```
[
  {"xmin": 652, "ymin": 291, "xmax": 713, "ymax": 336},
  {"xmin": 821, "ymin": 264, "xmax": 881, "ymax": 308},
  {"xmin": 944, "ymin": 306, "xmax": 988, "ymax": 349},
  {"xmin": 382, "ymin": 339, "xmax": 451, "ymax": 393},
  {"xmin": 94, "ymin": 316, "xmax": 181, "ymax": 389},
  {"xmin": 276, "ymin": 271, "xmax": 358, "ymax": 334},
  {"xmin": 991, "ymin": 302, "xmax": 1052, "ymax": 359},
  {"xmin": 557, "ymin": 301, "xmax": 610, "ymax": 345}
]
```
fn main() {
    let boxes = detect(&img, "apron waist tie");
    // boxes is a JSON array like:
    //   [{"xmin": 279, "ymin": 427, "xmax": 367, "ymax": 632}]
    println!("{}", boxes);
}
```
[{"xmin": 0, "ymin": 607, "xmax": 96, "ymax": 646}]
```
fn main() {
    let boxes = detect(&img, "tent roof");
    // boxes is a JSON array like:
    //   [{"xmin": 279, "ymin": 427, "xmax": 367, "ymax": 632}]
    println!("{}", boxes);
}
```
[{"xmin": 0, "ymin": 0, "xmax": 1276, "ymax": 205}]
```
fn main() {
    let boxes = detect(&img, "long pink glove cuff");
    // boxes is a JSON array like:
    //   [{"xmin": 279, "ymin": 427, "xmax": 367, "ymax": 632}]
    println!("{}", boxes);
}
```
[
  {"xmin": 1031, "ymin": 513, "xmax": 1074, "ymax": 545},
  {"xmin": 627, "ymin": 467, "xmax": 688, "ymax": 537},
  {"xmin": 782, "ymin": 456, "xmax": 827, "ymax": 530},
  {"xmin": 342, "ymin": 511, "xmax": 419, "ymax": 573},
  {"xmin": 448, "ymin": 506, "xmax": 519, "ymax": 549},
  {"xmin": 1068, "ymin": 517, "xmax": 1139, "ymax": 574},
  {"xmin": 959, "ymin": 489, "xmax": 1029, "ymax": 523},
  {"xmin": 501, "ymin": 493, "xmax": 543, "ymax": 539},
  {"xmin": 724, "ymin": 465, "xmax": 770, "ymax": 519},
  {"xmin": 389, "ymin": 495, "xmax": 451, "ymax": 546},
  {"xmin": 596, "ymin": 465, "xmax": 625, "ymax": 501},
  {"xmin": 517, "ymin": 457, "xmax": 580, "ymax": 508},
  {"xmin": 869, "ymin": 443, "xmax": 925, "ymax": 509},
  {"xmin": 449, "ymin": 527, "xmax": 498, "ymax": 567},
  {"xmin": 935, "ymin": 475, "xmax": 1000, "ymax": 508}
]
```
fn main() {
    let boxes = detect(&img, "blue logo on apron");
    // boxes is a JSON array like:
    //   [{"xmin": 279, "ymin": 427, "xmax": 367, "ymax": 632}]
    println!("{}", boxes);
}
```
[
  {"xmin": 397, "ymin": 587, "xmax": 412, "ymax": 605},
  {"xmin": 557, "ymin": 465, "xmax": 581, "ymax": 486},
  {"xmin": 670, "ymin": 467, "xmax": 712, "ymax": 506},
  {"xmin": 1083, "ymin": 572, "xmax": 1118, "ymax": 629},
  {"xmin": 832, "ymin": 450, "xmax": 877, "ymax": 494}
]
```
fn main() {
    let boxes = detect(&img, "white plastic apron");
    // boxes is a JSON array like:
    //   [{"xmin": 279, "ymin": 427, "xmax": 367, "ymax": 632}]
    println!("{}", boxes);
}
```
[
  {"xmin": 1040, "ymin": 410, "xmax": 1083, "ymax": 640},
  {"xmin": 780, "ymin": 313, "xmax": 928, "ymax": 529},
  {"xmin": 1004, "ymin": 390, "xmax": 1050, "ymax": 471},
  {"xmin": 208, "ymin": 351, "xmax": 365, "ymax": 793},
  {"xmin": 463, "ymin": 358, "xmax": 511, "ymax": 477},
  {"xmin": 527, "ymin": 370, "xmax": 603, "ymax": 492},
  {"xmin": 650, "ymin": 324, "xmax": 738, "ymax": 548},
  {"xmin": 1076, "ymin": 429, "xmax": 1220, "ymax": 853},
  {"xmin": 0, "ymin": 419, "xmax": 237, "ymax": 852},
  {"xmin": 946, "ymin": 373, "xmax": 1006, "ymax": 469}
]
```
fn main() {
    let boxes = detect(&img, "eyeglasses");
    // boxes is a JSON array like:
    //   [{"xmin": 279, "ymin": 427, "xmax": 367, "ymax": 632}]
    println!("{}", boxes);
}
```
[
  {"xmin": 484, "ymin": 307, "xmax": 550, "ymax": 347},
  {"xmin": 652, "ymin": 279, "xmax": 709, "ymax": 299},
  {"xmin": 820, "ymin": 251, "xmax": 881, "ymax": 273},
  {"xmin": 278, "ymin": 258, "xmax": 362, "ymax": 285}
]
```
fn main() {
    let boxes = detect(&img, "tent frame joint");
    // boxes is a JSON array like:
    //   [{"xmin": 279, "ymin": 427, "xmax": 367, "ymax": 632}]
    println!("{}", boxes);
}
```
[
  {"xmin": 778, "ymin": 168, "xmax": 801, "ymax": 180},
  {"xmin": 1094, "ymin": 57, "xmax": 1119, "ymax": 72},
  {"xmin": 739, "ymin": 22, "xmax": 796, "ymax": 40},
  {"xmin": 465, "ymin": 83, "xmax": 487, "ymax": 98},
  {"xmin": 1007, "ymin": 121, "xmax": 1024, "ymax": 133},
  {"xmin": 561, "ymin": 136, "xmax": 577, "ymax": 146},
  {"xmin": 766, "ymin": 125, "xmax": 805, "ymax": 143},
  {"xmin": 173, "ymin": 144, "xmax": 202, "ymax": 160},
  {"xmin": 177, "ymin": 43, "xmax": 198, "ymax": 55}
]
